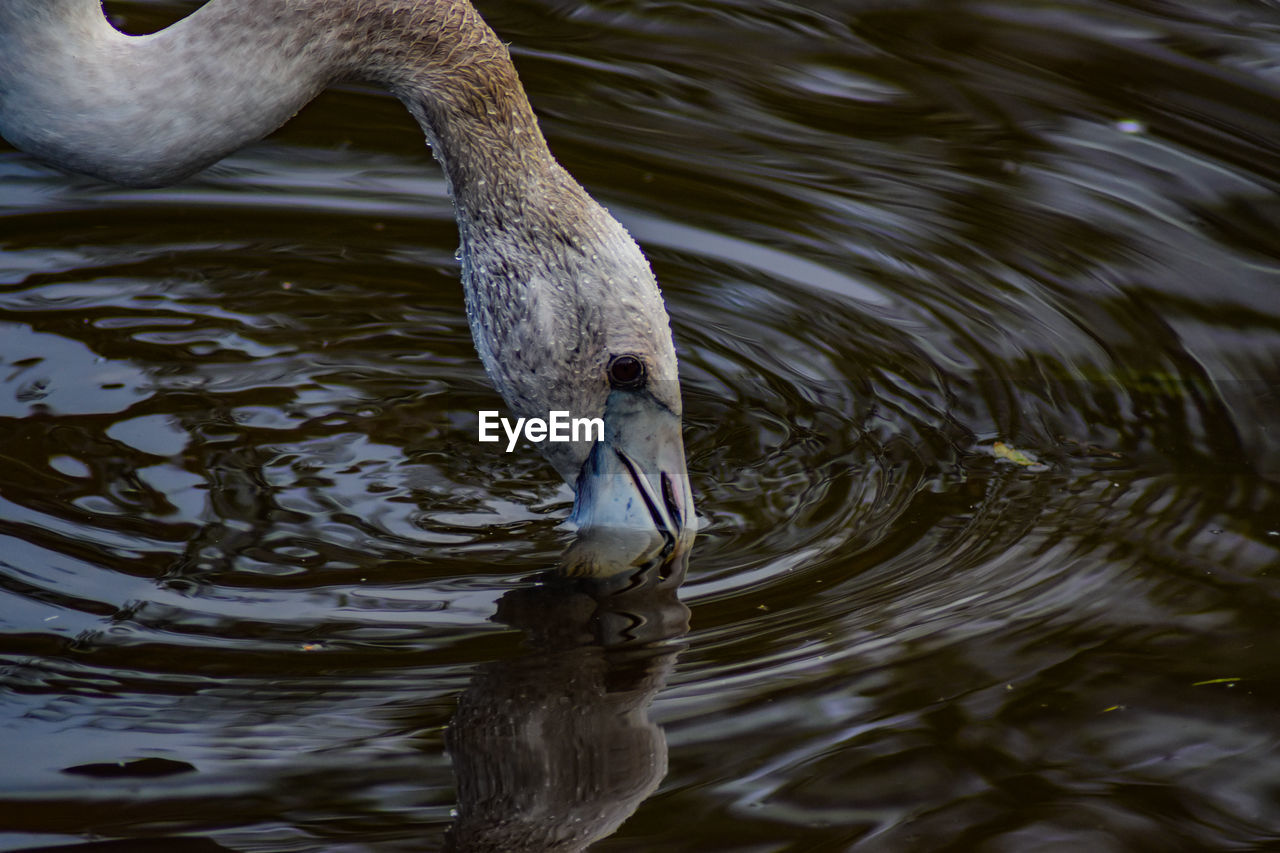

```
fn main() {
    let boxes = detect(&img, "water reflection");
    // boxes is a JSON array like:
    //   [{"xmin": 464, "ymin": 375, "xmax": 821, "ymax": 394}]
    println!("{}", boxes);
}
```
[
  {"xmin": 448, "ymin": 559, "xmax": 688, "ymax": 852},
  {"xmin": 3, "ymin": 0, "xmax": 1280, "ymax": 849}
]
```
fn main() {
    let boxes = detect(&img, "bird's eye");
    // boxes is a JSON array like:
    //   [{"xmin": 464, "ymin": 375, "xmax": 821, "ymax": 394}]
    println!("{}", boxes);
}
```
[{"xmin": 607, "ymin": 354, "xmax": 646, "ymax": 389}]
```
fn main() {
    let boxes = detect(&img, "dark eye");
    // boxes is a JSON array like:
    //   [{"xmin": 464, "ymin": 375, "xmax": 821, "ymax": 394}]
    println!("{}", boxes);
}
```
[{"xmin": 607, "ymin": 354, "xmax": 646, "ymax": 389}]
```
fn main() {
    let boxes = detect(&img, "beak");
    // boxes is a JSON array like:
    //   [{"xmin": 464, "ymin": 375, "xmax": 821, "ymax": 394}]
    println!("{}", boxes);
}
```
[{"xmin": 563, "ymin": 390, "xmax": 696, "ymax": 577}]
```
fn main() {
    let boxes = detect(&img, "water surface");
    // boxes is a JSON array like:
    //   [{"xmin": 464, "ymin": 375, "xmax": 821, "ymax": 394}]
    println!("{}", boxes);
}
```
[{"xmin": 2, "ymin": 0, "xmax": 1279, "ymax": 850}]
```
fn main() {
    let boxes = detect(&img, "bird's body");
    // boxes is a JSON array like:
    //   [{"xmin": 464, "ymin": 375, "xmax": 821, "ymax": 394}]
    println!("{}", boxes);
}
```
[{"xmin": 0, "ymin": 0, "xmax": 694, "ymax": 570}]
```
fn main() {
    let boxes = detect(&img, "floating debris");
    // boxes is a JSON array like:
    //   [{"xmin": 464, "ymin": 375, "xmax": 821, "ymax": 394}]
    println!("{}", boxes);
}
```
[{"xmin": 989, "ymin": 441, "xmax": 1050, "ymax": 472}]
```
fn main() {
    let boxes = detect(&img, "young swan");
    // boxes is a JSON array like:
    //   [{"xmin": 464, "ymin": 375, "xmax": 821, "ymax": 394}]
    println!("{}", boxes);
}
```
[{"xmin": 0, "ymin": 0, "xmax": 695, "ymax": 573}]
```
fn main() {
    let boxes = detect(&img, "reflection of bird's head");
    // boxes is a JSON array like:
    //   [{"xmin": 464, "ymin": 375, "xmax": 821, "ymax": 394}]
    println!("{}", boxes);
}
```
[
  {"xmin": 498, "ymin": 552, "xmax": 692, "ymax": 647},
  {"xmin": 446, "ymin": 575, "xmax": 689, "ymax": 852}
]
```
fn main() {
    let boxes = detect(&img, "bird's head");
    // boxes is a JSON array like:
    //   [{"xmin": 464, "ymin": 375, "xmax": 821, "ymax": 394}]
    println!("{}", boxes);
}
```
[{"xmin": 458, "ymin": 177, "xmax": 695, "ymax": 575}]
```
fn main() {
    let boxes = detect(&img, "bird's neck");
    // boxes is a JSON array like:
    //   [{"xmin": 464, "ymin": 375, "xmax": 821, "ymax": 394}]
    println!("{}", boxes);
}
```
[{"xmin": 0, "ymin": 0, "xmax": 564, "ymax": 217}]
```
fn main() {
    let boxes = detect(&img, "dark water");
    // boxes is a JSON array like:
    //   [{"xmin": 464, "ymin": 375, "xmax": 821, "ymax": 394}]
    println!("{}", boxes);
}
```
[{"xmin": 3, "ymin": 0, "xmax": 1280, "ymax": 850}]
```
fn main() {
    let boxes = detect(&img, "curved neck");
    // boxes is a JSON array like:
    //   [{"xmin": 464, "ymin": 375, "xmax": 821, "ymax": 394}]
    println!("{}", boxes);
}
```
[{"xmin": 0, "ymin": 0, "xmax": 557, "ymax": 210}]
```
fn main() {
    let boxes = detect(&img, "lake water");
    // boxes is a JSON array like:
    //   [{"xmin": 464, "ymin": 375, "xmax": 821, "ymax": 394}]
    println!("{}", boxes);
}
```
[{"xmin": 2, "ymin": 0, "xmax": 1279, "ymax": 850}]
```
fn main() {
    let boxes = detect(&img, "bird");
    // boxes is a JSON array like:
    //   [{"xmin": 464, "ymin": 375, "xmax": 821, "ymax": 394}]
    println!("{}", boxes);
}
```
[{"xmin": 0, "ymin": 0, "xmax": 695, "ymax": 573}]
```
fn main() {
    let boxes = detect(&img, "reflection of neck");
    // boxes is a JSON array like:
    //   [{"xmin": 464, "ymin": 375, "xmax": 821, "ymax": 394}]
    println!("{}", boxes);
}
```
[{"xmin": 446, "ymin": 579, "xmax": 689, "ymax": 851}]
